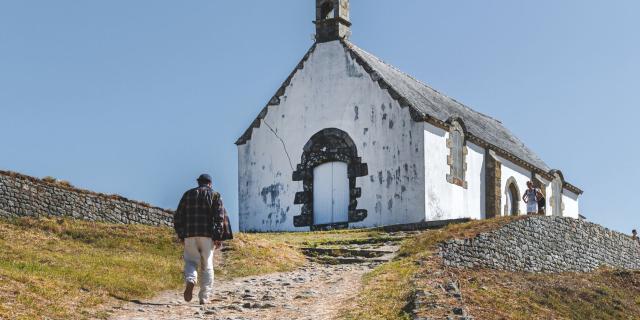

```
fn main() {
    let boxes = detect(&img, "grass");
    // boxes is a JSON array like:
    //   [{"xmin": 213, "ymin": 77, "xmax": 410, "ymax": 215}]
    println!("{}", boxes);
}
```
[
  {"xmin": 457, "ymin": 268, "xmax": 640, "ymax": 320},
  {"xmin": 341, "ymin": 258, "xmax": 418, "ymax": 320},
  {"xmin": 340, "ymin": 216, "xmax": 640, "ymax": 320},
  {"xmin": 340, "ymin": 217, "xmax": 523, "ymax": 320},
  {"xmin": 7, "ymin": 215, "xmax": 634, "ymax": 320},
  {"xmin": 0, "ymin": 217, "xmax": 304, "ymax": 320},
  {"xmin": 256, "ymin": 228, "xmax": 395, "ymax": 247},
  {"xmin": 0, "ymin": 218, "xmax": 182, "ymax": 320},
  {"xmin": 216, "ymin": 233, "xmax": 306, "ymax": 279}
]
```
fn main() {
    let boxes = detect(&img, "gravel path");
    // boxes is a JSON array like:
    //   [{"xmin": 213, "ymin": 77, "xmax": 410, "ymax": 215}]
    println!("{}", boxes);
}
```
[{"xmin": 109, "ymin": 262, "xmax": 374, "ymax": 320}]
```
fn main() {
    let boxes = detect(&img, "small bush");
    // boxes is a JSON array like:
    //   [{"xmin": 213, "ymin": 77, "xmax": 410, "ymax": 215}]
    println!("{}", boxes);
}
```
[
  {"xmin": 42, "ymin": 176, "xmax": 57, "ymax": 183},
  {"xmin": 56, "ymin": 180, "xmax": 74, "ymax": 188}
]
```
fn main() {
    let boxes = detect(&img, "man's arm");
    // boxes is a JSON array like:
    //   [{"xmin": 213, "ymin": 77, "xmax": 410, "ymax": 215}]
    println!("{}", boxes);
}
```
[
  {"xmin": 211, "ymin": 193, "xmax": 226, "ymax": 243},
  {"xmin": 174, "ymin": 193, "xmax": 187, "ymax": 240},
  {"xmin": 213, "ymin": 193, "xmax": 225, "ymax": 223}
]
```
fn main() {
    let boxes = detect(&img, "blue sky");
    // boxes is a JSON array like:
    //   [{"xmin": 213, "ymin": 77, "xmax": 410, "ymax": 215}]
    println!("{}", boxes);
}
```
[{"xmin": 1, "ymin": 1, "xmax": 638, "ymax": 233}]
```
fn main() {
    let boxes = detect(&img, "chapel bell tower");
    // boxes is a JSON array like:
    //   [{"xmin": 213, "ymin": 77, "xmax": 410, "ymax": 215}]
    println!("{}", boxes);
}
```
[{"xmin": 315, "ymin": 0, "xmax": 351, "ymax": 43}]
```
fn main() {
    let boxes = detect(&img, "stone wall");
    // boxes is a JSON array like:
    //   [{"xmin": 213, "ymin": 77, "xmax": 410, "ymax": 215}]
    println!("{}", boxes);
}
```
[
  {"xmin": 0, "ymin": 170, "xmax": 173, "ymax": 226},
  {"xmin": 440, "ymin": 217, "xmax": 640, "ymax": 273}
]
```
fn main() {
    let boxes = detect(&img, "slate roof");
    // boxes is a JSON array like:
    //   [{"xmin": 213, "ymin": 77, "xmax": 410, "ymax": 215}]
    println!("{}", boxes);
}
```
[{"xmin": 344, "ymin": 41, "xmax": 551, "ymax": 172}]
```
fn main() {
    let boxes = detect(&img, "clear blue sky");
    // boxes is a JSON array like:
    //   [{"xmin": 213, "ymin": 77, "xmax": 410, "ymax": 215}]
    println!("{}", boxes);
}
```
[{"xmin": 1, "ymin": 1, "xmax": 638, "ymax": 233}]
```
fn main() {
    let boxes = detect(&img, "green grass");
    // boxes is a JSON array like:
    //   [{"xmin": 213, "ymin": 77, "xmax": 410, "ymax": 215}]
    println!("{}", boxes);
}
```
[{"xmin": 0, "ymin": 217, "xmax": 305, "ymax": 320}]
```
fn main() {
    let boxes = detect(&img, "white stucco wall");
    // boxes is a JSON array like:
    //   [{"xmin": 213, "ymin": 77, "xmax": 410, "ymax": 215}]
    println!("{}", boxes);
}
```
[
  {"xmin": 423, "ymin": 123, "xmax": 485, "ymax": 221},
  {"xmin": 562, "ymin": 190, "xmax": 580, "ymax": 219},
  {"xmin": 237, "ymin": 41, "xmax": 426, "ymax": 232},
  {"xmin": 497, "ymin": 156, "xmax": 532, "ymax": 216}
]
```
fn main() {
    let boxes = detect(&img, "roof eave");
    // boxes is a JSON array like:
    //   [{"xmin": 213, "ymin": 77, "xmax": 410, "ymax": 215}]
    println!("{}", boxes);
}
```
[{"xmin": 235, "ymin": 43, "xmax": 318, "ymax": 146}]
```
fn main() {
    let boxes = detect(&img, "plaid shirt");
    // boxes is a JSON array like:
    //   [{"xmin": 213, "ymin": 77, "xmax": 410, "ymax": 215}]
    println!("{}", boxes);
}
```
[{"xmin": 174, "ymin": 186, "xmax": 225, "ymax": 240}]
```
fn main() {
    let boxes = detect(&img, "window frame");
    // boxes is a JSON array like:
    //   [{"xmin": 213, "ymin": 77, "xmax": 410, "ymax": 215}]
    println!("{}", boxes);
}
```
[{"xmin": 446, "ymin": 120, "xmax": 468, "ymax": 188}]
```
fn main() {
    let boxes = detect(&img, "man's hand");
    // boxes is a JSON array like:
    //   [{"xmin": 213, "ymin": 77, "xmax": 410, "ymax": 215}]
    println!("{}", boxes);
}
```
[{"xmin": 214, "ymin": 241, "xmax": 222, "ymax": 249}]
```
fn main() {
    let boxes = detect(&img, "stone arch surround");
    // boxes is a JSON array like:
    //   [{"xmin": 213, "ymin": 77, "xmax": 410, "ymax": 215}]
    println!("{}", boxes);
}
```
[
  {"xmin": 292, "ymin": 128, "xmax": 368, "ymax": 230},
  {"xmin": 504, "ymin": 177, "xmax": 521, "ymax": 216}
]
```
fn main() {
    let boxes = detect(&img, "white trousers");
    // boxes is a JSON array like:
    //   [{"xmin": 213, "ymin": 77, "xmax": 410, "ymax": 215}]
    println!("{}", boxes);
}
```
[{"xmin": 183, "ymin": 237, "xmax": 214, "ymax": 301}]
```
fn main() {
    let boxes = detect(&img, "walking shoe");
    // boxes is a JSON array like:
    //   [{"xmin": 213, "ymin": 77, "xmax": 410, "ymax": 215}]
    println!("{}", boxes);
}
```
[{"xmin": 183, "ymin": 282, "xmax": 195, "ymax": 302}]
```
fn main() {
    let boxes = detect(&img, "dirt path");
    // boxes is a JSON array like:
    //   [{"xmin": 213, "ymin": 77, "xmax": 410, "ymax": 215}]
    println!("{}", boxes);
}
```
[
  {"xmin": 109, "ymin": 234, "xmax": 410, "ymax": 320},
  {"xmin": 110, "ymin": 262, "xmax": 372, "ymax": 320}
]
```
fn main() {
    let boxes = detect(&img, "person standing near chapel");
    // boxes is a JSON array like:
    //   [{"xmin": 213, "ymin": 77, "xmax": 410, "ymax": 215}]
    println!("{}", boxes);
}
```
[
  {"xmin": 173, "ymin": 174, "xmax": 232, "ymax": 305},
  {"xmin": 523, "ymin": 181, "xmax": 543, "ymax": 215}
]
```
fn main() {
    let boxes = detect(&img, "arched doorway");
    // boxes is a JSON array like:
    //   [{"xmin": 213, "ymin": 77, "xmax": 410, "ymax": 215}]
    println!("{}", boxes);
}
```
[
  {"xmin": 504, "ymin": 178, "xmax": 520, "ymax": 216},
  {"xmin": 292, "ymin": 128, "xmax": 368, "ymax": 230}
]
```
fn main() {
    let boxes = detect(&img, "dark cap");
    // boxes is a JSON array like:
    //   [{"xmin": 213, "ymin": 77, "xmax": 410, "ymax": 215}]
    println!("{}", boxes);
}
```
[{"xmin": 197, "ymin": 174, "xmax": 212, "ymax": 183}]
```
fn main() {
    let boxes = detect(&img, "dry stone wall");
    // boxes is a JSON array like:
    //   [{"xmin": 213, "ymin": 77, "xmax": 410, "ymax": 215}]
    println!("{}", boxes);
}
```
[
  {"xmin": 440, "ymin": 216, "xmax": 640, "ymax": 273},
  {"xmin": 0, "ymin": 170, "xmax": 173, "ymax": 226}
]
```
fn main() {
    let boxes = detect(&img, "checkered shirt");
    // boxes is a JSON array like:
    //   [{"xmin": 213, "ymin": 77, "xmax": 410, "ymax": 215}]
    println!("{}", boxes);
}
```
[{"xmin": 173, "ymin": 186, "xmax": 225, "ymax": 240}]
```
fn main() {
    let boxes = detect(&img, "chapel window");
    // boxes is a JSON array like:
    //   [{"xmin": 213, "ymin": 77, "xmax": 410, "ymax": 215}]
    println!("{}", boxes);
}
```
[{"xmin": 446, "ymin": 121, "xmax": 467, "ymax": 188}]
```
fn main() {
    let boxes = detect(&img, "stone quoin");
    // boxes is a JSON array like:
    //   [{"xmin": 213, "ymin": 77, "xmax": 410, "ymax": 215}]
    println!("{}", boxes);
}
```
[{"xmin": 236, "ymin": 0, "xmax": 583, "ymax": 232}]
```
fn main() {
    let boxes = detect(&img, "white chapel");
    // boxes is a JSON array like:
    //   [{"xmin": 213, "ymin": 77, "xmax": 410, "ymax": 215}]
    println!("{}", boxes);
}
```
[{"xmin": 236, "ymin": 0, "xmax": 582, "ymax": 232}]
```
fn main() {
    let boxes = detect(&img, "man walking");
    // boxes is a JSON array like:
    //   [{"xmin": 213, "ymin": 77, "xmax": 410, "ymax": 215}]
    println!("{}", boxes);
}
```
[{"xmin": 174, "ymin": 174, "xmax": 230, "ymax": 305}]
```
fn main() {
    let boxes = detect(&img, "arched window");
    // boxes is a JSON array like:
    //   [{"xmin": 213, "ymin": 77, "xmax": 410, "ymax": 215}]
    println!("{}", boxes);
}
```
[
  {"xmin": 320, "ymin": 2, "xmax": 335, "ymax": 20},
  {"xmin": 504, "ymin": 178, "xmax": 520, "ymax": 216},
  {"xmin": 446, "ymin": 120, "xmax": 467, "ymax": 188}
]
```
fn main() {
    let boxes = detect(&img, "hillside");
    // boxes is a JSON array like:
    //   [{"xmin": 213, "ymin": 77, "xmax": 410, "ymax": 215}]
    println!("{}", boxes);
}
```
[
  {"xmin": 342, "ymin": 217, "xmax": 640, "ymax": 320},
  {"xmin": 0, "ymin": 218, "xmax": 305, "ymax": 320},
  {"xmin": 1, "ymin": 216, "xmax": 639, "ymax": 320}
]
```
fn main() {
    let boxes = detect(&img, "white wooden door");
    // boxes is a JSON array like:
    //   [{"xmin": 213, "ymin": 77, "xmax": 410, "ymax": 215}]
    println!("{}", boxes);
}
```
[{"xmin": 313, "ymin": 162, "xmax": 349, "ymax": 225}]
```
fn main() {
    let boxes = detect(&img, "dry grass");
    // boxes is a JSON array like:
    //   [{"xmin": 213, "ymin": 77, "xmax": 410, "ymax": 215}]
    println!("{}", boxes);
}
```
[
  {"xmin": 341, "ymin": 258, "xmax": 417, "ymax": 320},
  {"xmin": 456, "ymin": 268, "xmax": 640, "ymax": 320},
  {"xmin": 257, "ymin": 228, "xmax": 394, "ymax": 247},
  {"xmin": 339, "ymin": 218, "xmax": 521, "ymax": 320},
  {"xmin": 0, "ymin": 218, "xmax": 306, "ymax": 320},
  {"xmin": 339, "ymin": 217, "xmax": 545, "ymax": 320},
  {"xmin": 0, "ymin": 218, "xmax": 182, "ymax": 320},
  {"xmin": 342, "ymin": 216, "xmax": 640, "ymax": 320},
  {"xmin": 216, "ymin": 233, "xmax": 306, "ymax": 279},
  {"xmin": 397, "ymin": 216, "xmax": 526, "ymax": 258}
]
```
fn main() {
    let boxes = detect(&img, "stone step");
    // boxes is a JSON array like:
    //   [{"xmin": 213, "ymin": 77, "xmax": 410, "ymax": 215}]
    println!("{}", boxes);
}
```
[
  {"xmin": 300, "ymin": 247, "xmax": 395, "ymax": 259},
  {"xmin": 313, "ymin": 235, "xmax": 408, "ymax": 246},
  {"xmin": 310, "ymin": 255, "xmax": 393, "ymax": 265}
]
